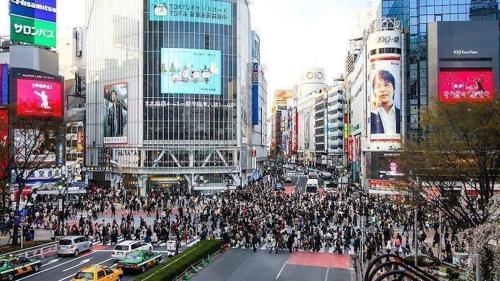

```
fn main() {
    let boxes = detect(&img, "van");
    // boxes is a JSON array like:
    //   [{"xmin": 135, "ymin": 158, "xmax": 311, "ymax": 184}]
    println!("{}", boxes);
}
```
[
  {"xmin": 57, "ymin": 236, "xmax": 92, "ymax": 257},
  {"xmin": 306, "ymin": 179, "xmax": 319, "ymax": 193}
]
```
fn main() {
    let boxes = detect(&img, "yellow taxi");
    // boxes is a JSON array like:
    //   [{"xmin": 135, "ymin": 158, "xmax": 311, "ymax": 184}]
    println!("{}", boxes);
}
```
[{"xmin": 70, "ymin": 265, "xmax": 123, "ymax": 281}]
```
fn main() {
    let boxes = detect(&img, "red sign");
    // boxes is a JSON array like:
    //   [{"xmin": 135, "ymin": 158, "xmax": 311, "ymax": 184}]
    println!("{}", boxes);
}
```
[
  {"xmin": 439, "ymin": 69, "xmax": 494, "ymax": 103},
  {"xmin": 16, "ymin": 78, "xmax": 63, "ymax": 118},
  {"xmin": 347, "ymin": 137, "xmax": 353, "ymax": 162},
  {"xmin": 0, "ymin": 109, "xmax": 8, "ymax": 179}
]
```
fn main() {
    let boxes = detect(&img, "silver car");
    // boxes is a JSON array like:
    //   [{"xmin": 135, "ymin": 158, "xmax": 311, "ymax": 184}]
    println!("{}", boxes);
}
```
[{"xmin": 57, "ymin": 236, "xmax": 92, "ymax": 257}]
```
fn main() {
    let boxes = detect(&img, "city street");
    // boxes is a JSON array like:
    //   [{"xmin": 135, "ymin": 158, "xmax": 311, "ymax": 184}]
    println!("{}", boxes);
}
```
[
  {"xmin": 191, "ymin": 248, "xmax": 352, "ymax": 281},
  {"xmin": 18, "ymin": 239, "xmax": 198, "ymax": 281}
]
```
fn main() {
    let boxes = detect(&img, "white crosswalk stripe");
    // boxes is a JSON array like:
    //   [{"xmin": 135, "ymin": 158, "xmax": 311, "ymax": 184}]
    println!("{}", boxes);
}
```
[
  {"xmin": 320, "ymin": 247, "xmax": 326, "ymax": 253},
  {"xmin": 328, "ymin": 247, "xmax": 335, "ymax": 254}
]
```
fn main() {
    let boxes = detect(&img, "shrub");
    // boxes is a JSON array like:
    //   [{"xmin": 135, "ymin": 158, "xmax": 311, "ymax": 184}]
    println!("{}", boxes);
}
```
[{"xmin": 135, "ymin": 239, "xmax": 221, "ymax": 281}]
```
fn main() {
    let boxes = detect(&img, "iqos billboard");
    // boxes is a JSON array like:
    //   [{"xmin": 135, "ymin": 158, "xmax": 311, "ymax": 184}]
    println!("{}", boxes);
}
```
[{"xmin": 367, "ymin": 30, "xmax": 402, "ymax": 150}]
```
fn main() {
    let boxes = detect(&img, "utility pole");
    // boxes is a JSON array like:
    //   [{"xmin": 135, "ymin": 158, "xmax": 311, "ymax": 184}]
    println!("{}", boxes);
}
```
[{"xmin": 414, "ymin": 176, "xmax": 420, "ymax": 268}]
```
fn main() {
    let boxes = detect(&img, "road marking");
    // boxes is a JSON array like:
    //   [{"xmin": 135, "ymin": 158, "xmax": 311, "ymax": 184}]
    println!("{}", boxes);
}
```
[
  {"xmin": 328, "ymin": 247, "xmax": 334, "ymax": 254},
  {"xmin": 186, "ymin": 238, "xmax": 200, "ymax": 247},
  {"xmin": 320, "ymin": 247, "xmax": 325, "ymax": 253},
  {"xmin": 275, "ymin": 262, "xmax": 287, "ymax": 280},
  {"xmin": 17, "ymin": 252, "xmax": 93, "ymax": 281},
  {"xmin": 62, "ymin": 258, "xmax": 92, "ymax": 272},
  {"xmin": 43, "ymin": 259, "xmax": 60, "ymax": 266},
  {"xmin": 324, "ymin": 267, "xmax": 330, "ymax": 281}
]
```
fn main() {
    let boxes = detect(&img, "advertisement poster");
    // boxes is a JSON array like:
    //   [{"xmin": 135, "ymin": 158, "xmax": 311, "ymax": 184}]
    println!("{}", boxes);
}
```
[
  {"xmin": 0, "ymin": 109, "xmax": 8, "ymax": 179},
  {"xmin": 16, "ymin": 78, "xmax": 63, "ymax": 118},
  {"xmin": 10, "ymin": 14, "xmax": 56, "ymax": 48},
  {"xmin": 367, "ymin": 30, "xmax": 402, "ymax": 146},
  {"xmin": 149, "ymin": 0, "xmax": 232, "ymax": 25},
  {"xmin": 103, "ymin": 83, "xmax": 128, "ymax": 144},
  {"xmin": 14, "ymin": 129, "xmax": 57, "ymax": 164},
  {"xmin": 439, "ymin": 69, "xmax": 494, "ymax": 103},
  {"xmin": 368, "ymin": 152, "xmax": 407, "ymax": 195},
  {"xmin": 161, "ymin": 48, "xmax": 221, "ymax": 95},
  {"xmin": 0, "ymin": 64, "xmax": 8, "ymax": 105},
  {"xmin": 9, "ymin": 0, "xmax": 57, "ymax": 22}
]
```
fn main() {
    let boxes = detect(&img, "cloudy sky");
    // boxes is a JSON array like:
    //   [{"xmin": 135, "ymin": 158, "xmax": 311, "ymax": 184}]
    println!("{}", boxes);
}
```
[{"xmin": 1, "ymin": 0, "xmax": 375, "ymax": 101}]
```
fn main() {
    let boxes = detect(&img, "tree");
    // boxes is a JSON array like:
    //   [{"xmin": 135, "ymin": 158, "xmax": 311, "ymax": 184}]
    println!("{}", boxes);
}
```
[
  {"xmin": 0, "ymin": 105, "xmax": 65, "ymax": 245},
  {"xmin": 399, "ymin": 100, "xmax": 499, "ymax": 230}
]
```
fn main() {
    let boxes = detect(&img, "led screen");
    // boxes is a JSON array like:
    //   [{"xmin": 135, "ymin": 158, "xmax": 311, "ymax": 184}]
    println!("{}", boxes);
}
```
[
  {"xmin": 149, "ymin": 0, "xmax": 232, "ymax": 25},
  {"xmin": 439, "ymin": 69, "xmax": 494, "ymax": 103},
  {"xmin": 16, "ymin": 78, "xmax": 63, "ymax": 118},
  {"xmin": 161, "ymin": 48, "xmax": 222, "ymax": 95},
  {"xmin": 0, "ymin": 64, "xmax": 8, "ymax": 105}
]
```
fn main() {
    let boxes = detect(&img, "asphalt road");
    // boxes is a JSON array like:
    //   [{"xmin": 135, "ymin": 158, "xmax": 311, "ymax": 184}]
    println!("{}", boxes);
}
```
[
  {"xmin": 191, "ymin": 248, "xmax": 353, "ymax": 281},
  {"xmin": 18, "ymin": 238, "xmax": 199, "ymax": 281}
]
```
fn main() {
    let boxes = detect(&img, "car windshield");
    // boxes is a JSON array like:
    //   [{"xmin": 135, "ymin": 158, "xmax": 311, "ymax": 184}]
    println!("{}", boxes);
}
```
[
  {"xmin": 125, "ymin": 252, "xmax": 143, "ymax": 261},
  {"xmin": 59, "ymin": 239, "xmax": 72, "ymax": 245},
  {"xmin": 0, "ymin": 261, "xmax": 7, "ymax": 268},
  {"xmin": 114, "ymin": 245, "xmax": 129, "ymax": 251},
  {"xmin": 73, "ymin": 272, "xmax": 94, "ymax": 280}
]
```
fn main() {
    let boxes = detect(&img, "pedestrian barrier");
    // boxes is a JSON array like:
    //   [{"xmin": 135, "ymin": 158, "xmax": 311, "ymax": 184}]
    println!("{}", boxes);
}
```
[{"xmin": 3, "ymin": 242, "xmax": 58, "ymax": 259}]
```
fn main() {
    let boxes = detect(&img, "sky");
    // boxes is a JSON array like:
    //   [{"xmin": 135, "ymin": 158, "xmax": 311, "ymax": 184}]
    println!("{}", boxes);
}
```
[{"xmin": 1, "ymin": 0, "xmax": 376, "ymax": 105}]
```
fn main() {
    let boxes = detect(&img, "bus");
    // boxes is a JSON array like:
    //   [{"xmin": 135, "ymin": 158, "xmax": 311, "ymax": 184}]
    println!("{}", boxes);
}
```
[{"xmin": 306, "ymin": 179, "xmax": 319, "ymax": 193}]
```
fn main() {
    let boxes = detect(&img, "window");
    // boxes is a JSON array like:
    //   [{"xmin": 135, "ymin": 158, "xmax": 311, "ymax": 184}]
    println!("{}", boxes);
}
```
[
  {"xmin": 97, "ymin": 270, "xmax": 105, "ymax": 279},
  {"xmin": 104, "ymin": 268, "xmax": 113, "ymax": 275}
]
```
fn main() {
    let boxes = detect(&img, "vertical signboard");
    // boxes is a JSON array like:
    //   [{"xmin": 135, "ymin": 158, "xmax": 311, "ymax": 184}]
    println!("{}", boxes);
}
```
[
  {"xmin": 0, "ymin": 109, "xmax": 8, "ymax": 179},
  {"xmin": 367, "ymin": 30, "xmax": 402, "ymax": 149},
  {"xmin": 104, "ymin": 83, "xmax": 128, "ymax": 144},
  {"xmin": 0, "ymin": 65, "xmax": 8, "ymax": 105},
  {"xmin": 9, "ymin": 0, "xmax": 57, "ymax": 49},
  {"xmin": 252, "ymin": 63, "xmax": 259, "ymax": 125}
]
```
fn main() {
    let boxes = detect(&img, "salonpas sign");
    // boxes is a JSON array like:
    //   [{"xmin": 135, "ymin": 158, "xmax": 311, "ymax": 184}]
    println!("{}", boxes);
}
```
[{"xmin": 9, "ymin": 0, "xmax": 57, "ymax": 48}]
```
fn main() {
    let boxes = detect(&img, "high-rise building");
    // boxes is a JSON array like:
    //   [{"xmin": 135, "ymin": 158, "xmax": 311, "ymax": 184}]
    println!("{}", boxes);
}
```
[
  {"xmin": 85, "ymin": 0, "xmax": 255, "ymax": 194},
  {"xmin": 378, "ymin": 0, "xmax": 499, "ymax": 135}
]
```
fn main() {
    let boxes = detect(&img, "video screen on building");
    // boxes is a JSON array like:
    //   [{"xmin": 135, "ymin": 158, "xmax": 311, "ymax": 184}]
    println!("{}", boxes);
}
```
[
  {"xmin": 160, "ymin": 48, "xmax": 222, "ymax": 95},
  {"xmin": 149, "ymin": 0, "xmax": 232, "ymax": 25},
  {"xmin": 16, "ymin": 77, "xmax": 63, "ymax": 118},
  {"xmin": 439, "ymin": 69, "xmax": 494, "ymax": 103},
  {"xmin": 103, "ymin": 83, "xmax": 128, "ymax": 144}
]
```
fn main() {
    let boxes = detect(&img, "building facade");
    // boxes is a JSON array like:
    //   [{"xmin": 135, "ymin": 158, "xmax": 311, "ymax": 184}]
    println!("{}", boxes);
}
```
[{"xmin": 85, "ymin": 0, "xmax": 256, "ymax": 193}]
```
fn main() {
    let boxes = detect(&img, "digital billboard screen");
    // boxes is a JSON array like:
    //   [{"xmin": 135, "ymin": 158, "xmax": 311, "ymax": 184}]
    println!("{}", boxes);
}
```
[
  {"xmin": 439, "ymin": 69, "xmax": 494, "ymax": 103},
  {"xmin": 161, "ymin": 48, "xmax": 222, "ymax": 95},
  {"xmin": 0, "ymin": 109, "xmax": 8, "ymax": 179},
  {"xmin": 149, "ymin": 0, "xmax": 232, "ymax": 25},
  {"xmin": 104, "ymin": 83, "xmax": 128, "ymax": 144},
  {"xmin": 11, "ymin": 68, "xmax": 63, "ymax": 118},
  {"xmin": 16, "ymin": 78, "xmax": 63, "ymax": 118}
]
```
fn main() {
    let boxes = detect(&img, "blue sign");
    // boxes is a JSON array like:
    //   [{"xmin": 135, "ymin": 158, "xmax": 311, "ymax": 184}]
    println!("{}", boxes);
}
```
[
  {"xmin": 161, "ymin": 48, "xmax": 222, "ymax": 95},
  {"xmin": 252, "ymin": 63, "xmax": 259, "ymax": 125},
  {"xmin": 149, "ymin": 0, "xmax": 232, "ymax": 25},
  {"xmin": 9, "ymin": 0, "xmax": 57, "ymax": 23},
  {"xmin": 0, "ymin": 64, "xmax": 8, "ymax": 105}
]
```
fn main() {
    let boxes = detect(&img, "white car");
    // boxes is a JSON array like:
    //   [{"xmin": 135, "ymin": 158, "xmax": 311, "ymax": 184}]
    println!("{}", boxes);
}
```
[
  {"xmin": 57, "ymin": 236, "xmax": 92, "ymax": 257},
  {"xmin": 111, "ymin": 240, "xmax": 153, "ymax": 259}
]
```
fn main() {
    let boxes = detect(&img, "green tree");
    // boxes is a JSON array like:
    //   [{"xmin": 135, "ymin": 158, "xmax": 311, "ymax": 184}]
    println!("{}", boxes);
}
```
[{"xmin": 399, "ymin": 100, "xmax": 499, "ymax": 230}]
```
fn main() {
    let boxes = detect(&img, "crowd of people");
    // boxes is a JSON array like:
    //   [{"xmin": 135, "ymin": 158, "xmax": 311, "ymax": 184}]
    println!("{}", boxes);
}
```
[{"xmin": 1, "ymin": 170, "xmax": 458, "ymax": 268}]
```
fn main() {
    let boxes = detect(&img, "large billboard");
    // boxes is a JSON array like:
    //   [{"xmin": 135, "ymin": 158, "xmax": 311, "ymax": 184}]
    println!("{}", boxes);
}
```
[
  {"xmin": 14, "ymin": 128, "xmax": 58, "ymax": 164},
  {"xmin": 252, "ymin": 63, "xmax": 259, "ymax": 125},
  {"xmin": 149, "ymin": 0, "xmax": 232, "ymax": 25},
  {"xmin": 0, "ymin": 109, "xmax": 8, "ymax": 179},
  {"xmin": 104, "ymin": 83, "xmax": 128, "ymax": 144},
  {"xmin": 439, "ymin": 69, "xmax": 494, "ymax": 103},
  {"xmin": 0, "ymin": 64, "xmax": 8, "ymax": 105},
  {"xmin": 368, "ymin": 152, "xmax": 407, "ymax": 195},
  {"xmin": 10, "ymin": 68, "xmax": 63, "ymax": 118},
  {"xmin": 10, "ymin": 14, "xmax": 56, "ymax": 49},
  {"xmin": 9, "ymin": 0, "xmax": 57, "ymax": 22},
  {"xmin": 160, "ymin": 48, "xmax": 222, "ymax": 95},
  {"xmin": 367, "ymin": 30, "xmax": 402, "ymax": 147}
]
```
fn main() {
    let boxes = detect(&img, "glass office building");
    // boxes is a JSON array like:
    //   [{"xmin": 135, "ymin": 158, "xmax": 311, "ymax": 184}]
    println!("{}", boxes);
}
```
[
  {"xmin": 85, "ymin": 0, "xmax": 253, "ymax": 193},
  {"xmin": 378, "ymin": 0, "xmax": 499, "ymax": 135}
]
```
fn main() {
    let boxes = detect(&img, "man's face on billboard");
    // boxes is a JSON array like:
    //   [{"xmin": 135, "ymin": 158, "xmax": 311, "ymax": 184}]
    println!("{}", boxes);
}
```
[{"xmin": 374, "ymin": 75, "xmax": 394, "ymax": 106}]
